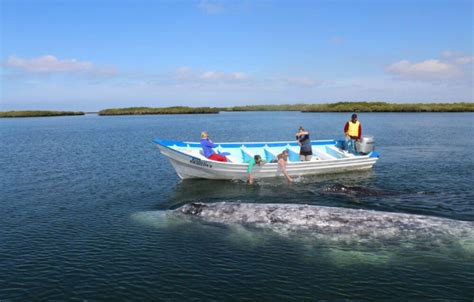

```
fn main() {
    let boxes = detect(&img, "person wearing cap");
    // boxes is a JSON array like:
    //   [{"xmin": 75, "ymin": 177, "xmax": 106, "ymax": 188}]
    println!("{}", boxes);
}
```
[
  {"xmin": 295, "ymin": 126, "xmax": 312, "ymax": 161},
  {"xmin": 247, "ymin": 155, "xmax": 265, "ymax": 184},
  {"xmin": 200, "ymin": 131, "xmax": 228, "ymax": 162},
  {"xmin": 344, "ymin": 113, "xmax": 362, "ymax": 154}
]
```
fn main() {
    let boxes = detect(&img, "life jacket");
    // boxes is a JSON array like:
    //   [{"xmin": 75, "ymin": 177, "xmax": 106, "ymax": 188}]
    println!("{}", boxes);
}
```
[{"xmin": 347, "ymin": 120, "xmax": 360, "ymax": 137}]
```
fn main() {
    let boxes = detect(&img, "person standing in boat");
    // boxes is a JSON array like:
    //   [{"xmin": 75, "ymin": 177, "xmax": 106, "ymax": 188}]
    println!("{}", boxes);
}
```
[
  {"xmin": 247, "ymin": 155, "xmax": 265, "ymax": 184},
  {"xmin": 200, "ymin": 131, "xmax": 228, "ymax": 162},
  {"xmin": 344, "ymin": 113, "xmax": 362, "ymax": 154},
  {"xmin": 296, "ymin": 126, "xmax": 312, "ymax": 161}
]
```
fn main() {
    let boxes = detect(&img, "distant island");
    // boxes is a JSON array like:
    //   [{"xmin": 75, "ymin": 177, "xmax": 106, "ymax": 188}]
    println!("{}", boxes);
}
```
[
  {"xmin": 0, "ymin": 110, "xmax": 85, "ymax": 118},
  {"xmin": 1, "ymin": 103, "xmax": 472, "ymax": 118},
  {"xmin": 227, "ymin": 102, "xmax": 474, "ymax": 112},
  {"xmin": 93, "ymin": 102, "xmax": 474, "ymax": 115},
  {"xmin": 98, "ymin": 106, "xmax": 220, "ymax": 115}
]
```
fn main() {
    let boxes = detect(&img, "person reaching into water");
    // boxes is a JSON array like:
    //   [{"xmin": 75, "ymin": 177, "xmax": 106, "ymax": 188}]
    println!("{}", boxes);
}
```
[
  {"xmin": 276, "ymin": 150, "xmax": 293, "ymax": 182},
  {"xmin": 247, "ymin": 155, "xmax": 265, "ymax": 184},
  {"xmin": 295, "ymin": 126, "xmax": 312, "ymax": 161},
  {"xmin": 344, "ymin": 113, "xmax": 362, "ymax": 154},
  {"xmin": 200, "ymin": 131, "xmax": 227, "ymax": 162}
]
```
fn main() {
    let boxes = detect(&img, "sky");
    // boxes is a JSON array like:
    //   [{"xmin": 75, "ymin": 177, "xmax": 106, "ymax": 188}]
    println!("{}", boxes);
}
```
[{"xmin": 1, "ymin": 0, "xmax": 473, "ymax": 111}]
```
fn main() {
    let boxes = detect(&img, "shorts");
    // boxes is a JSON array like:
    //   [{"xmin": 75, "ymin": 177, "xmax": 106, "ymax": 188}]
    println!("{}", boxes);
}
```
[{"xmin": 300, "ymin": 150, "xmax": 313, "ymax": 156}]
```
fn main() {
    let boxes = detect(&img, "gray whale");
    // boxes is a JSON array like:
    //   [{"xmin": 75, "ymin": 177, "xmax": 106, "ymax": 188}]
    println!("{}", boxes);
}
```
[
  {"xmin": 320, "ymin": 184, "xmax": 396, "ymax": 196},
  {"xmin": 175, "ymin": 202, "xmax": 473, "ymax": 241}
]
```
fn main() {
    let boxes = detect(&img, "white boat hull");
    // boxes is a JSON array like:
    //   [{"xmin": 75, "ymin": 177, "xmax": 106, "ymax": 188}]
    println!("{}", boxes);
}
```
[{"xmin": 157, "ymin": 143, "xmax": 379, "ymax": 180}]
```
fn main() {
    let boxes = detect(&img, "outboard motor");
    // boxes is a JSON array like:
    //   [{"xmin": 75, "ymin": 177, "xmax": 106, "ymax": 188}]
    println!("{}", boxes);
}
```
[{"xmin": 356, "ymin": 136, "xmax": 375, "ymax": 154}]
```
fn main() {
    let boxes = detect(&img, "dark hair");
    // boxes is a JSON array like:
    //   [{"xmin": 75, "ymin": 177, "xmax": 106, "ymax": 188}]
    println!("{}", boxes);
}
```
[
  {"xmin": 254, "ymin": 155, "xmax": 262, "ymax": 161},
  {"xmin": 351, "ymin": 113, "xmax": 358, "ymax": 119}
]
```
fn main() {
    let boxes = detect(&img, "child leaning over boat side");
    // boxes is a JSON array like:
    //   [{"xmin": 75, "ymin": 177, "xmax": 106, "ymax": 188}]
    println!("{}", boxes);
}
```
[
  {"xmin": 271, "ymin": 150, "xmax": 293, "ymax": 183},
  {"xmin": 200, "ymin": 131, "xmax": 228, "ymax": 162},
  {"xmin": 247, "ymin": 155, "xmax": 266, "ymax": 184}
]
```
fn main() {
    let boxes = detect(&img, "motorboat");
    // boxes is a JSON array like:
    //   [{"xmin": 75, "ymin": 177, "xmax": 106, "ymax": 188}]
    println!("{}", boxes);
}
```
[{"xmin": 154, "ymin": 138, "xmax": 379, "ymax": 180}]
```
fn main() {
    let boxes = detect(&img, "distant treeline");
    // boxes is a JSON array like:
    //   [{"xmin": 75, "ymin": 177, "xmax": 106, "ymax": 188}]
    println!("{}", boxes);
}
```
[
  {"xmin": 0, "ymin": 110, "xmax": 85, "ymax": 118},
  {"xmin": 228, "ymin": 102, "xmax": 474, "ymax": 112},
  {"xmin": 98, "ymin": 106, "xmax": 220, "ymax": 115},
  {"xmin": 2, "ymin": 103, "xmax": 473, "ymax": 118},
  {"xmin": 226, "ymin": 104, "xmax": 308, "ymax": 111}
]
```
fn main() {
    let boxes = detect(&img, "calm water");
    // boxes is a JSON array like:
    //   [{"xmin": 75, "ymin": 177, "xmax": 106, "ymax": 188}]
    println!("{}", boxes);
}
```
[{"xmin": 1, "ymin": 112, "xmax": 473, "ymax": 300}]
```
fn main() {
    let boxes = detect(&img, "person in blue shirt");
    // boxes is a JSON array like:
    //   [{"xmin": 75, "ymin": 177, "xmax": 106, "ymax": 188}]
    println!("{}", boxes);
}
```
[
  {"xmin": 296, "ymin": 126, "xmax": 312, "ymax": 161},
  {"xmin": 200, "ymin": 131, "xmax": 227, "ymax": 162}
]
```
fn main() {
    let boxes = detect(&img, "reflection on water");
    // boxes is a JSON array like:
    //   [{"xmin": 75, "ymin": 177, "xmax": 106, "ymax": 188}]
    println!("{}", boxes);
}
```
[{"xmin": 160, "ymin": 170, "xmax": 377, "ymax": 209}]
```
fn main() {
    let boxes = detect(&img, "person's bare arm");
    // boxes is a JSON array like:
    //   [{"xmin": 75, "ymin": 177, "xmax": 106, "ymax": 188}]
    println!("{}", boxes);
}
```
[{"xmin": 279, "ymin": 159, "xmax": 293, "ymax": 182}]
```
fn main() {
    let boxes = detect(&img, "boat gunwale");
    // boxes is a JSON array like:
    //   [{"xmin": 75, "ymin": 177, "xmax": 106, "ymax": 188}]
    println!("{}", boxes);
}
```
[{"xmin": 154, "ymin": 139, "xmax": 338, "ymax": 148}]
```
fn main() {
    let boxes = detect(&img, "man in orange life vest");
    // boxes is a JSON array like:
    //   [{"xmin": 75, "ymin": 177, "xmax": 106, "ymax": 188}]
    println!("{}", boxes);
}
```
[{"xmin": 344, "ymin": 113, "xmax": 362, "ymax": 154}]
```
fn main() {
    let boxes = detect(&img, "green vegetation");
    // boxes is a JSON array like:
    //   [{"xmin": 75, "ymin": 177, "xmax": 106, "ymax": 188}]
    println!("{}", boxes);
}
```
[
  {"xmin": 226, "ymin": 102, "xmax": 474, "ymax": 112},
  {"xmin": 0, "ymin": 110, "xmax": 85, "ymax": 118},
  {"xmin": 98, "ymin": 106, "xmax": 220, "ymax": 115},
  {"xmin": 302, "ymin": 102, "xmax": 474, "ymax": 112},
  {"xmin": 3, "ymin": 103, "xmax": 471, "ymax": 118},
  {"xmin": 226, "ymin": 104, "xmax": 309, "ymax": 111}
]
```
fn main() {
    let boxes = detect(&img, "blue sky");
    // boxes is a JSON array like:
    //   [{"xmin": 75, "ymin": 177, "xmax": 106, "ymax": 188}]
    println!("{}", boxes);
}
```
[{"xmin": 1, "ymin": 0, "xmax": 472, "ymax": 110}]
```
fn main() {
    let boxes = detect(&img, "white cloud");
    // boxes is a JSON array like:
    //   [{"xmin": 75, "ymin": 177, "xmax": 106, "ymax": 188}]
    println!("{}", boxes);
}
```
[
  {"xmin": 386, "ymin": 51, "xmax": 474, "ymax": 82},
  {"xmin": 232, "ymin": 72, "xmax": 248, "ymax": 80},
  {"xmin": 4, "ymin": 55, "xmax": 116, "ymax": 76},
  {"xmin": 199, "ymin": 71, "xmax": 249, "ymax": 81},
  {"xmin": 3, "ymin": 72, "xmax": 472, "ymax": 111},
  {"xmin": 200, "ymin": 71, "xmax": 222, "ymax": 80},
  {"xmin": 441, "ymin": 50, "xmax": 473, "ymax": 65},
  {"xmin": 454, "ymin": 56, "xmax": 473, "ymax": 65},
  {"xmin": 173, "ymin": 66, "xmax": 193, "ymax": 80},
  {"xmin": 170, "ymin": 67, "xmax": 249, "ymax": 83},
  {"xmin": 386, "ymin": 59, "xmax": 461, "ymax": 79},
  {"xmin": 286, "ymin": 77, "xmax": 320, "ymax": 87}
]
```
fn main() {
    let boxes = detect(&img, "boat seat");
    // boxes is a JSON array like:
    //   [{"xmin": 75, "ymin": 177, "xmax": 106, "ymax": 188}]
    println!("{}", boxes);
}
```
[
  {"xmin": 215, "ymin": 147, "xmax": 239, "ymax": 163},
  {"xmin": 312, "ymin": 149, "xmax": 334, "ymax": 160},
  {"xmin": 197, "ymin": 149, "xmax": 238, "ymax": 163},
  {"xmin": 326, "ymin": 145, "xmax": 353, "ymax": 158},
  {"xmin": 197, "ymin": 150, "xmax": 210, "ymax": 159},
  {"xmin": 264, "ymin": 148, "xmax": 278, "ymax": 162},
  {"xmin": 219, "ymin": 152, "xmax": 239, "ymax": 163},
  {"xmin": 241, "ymin": 147, "xmax": 255, "ymax": 163},
  {"xmin": 286, "ymin": 145, "xmax": 300, "ymax": 162}
]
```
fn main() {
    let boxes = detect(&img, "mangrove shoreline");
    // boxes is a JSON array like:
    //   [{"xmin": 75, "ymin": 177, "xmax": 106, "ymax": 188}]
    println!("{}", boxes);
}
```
[
  {"xmin": 227, "ymin": 102, "xmax": 474, "ymax": 112},
  {"xmin": 0, "ymin": 110, "xmax": 85, "ymax": 118},
  {"xmin": 1, "ymin": 102, "xmax": 473, "ymax": 118},
  {"xmin": 98, "ymin": 106, "xmax": 220, "ymax": 116}
]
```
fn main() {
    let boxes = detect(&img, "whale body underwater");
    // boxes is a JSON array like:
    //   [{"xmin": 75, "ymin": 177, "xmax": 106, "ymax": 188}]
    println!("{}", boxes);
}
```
[
  {"xmin": 320, "ymin": 184, "xmax": 397, "ymax": 196},
  {"xmin": 173, "ymin": 202, "xmax": 473, "ymax": 241}
]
